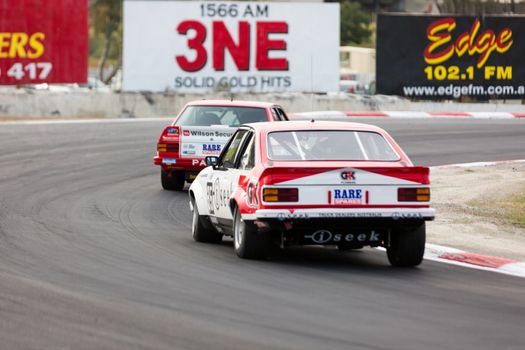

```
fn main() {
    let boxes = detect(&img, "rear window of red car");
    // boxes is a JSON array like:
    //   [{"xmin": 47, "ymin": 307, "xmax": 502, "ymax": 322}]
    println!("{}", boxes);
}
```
[{"xmin": 175, "ymin": 106, "xmax": 268, "ymax": 127}]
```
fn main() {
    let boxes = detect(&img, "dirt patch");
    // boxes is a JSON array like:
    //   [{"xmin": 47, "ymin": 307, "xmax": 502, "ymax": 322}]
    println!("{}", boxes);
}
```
[{"xmin": 428, "ymin": 162, "xmax": 525, "ymax": 261}]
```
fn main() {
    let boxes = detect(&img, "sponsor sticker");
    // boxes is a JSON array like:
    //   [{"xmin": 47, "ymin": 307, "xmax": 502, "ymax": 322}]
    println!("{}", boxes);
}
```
[
  {"xmin": 331, "ymin": 188, "xmax": 363, "ymax": 205},
  {"xmin": 192, "ymin": 159, "xmax": 207, "ymax": 166},
  {"xmin": 306, "ymin": 230, "xmax": 333, "ymax": 244},
  {"xmin": 183, "ymin": 129, "xmax": 234, "ymax": 138},
  {"xmin": 202, "ymin": 144, "xmax": 222, "ymax": 154},
  {"xmin": 340, "ymin": 171, "xmax": 355, "ymax": 180},
  {"xmin": 162, "ymin": 158, "xmax": 177, "ymax": 164},
  {"xmin": 340, "ymin": 170, "xmax": 356, "ymax": 184},
  {"xmin": 318, "ymin": 212, "xmax": 384, "ymax": 218},
  {"xmin": 392, "ymin": 212, "xmax": 424, "ymax": 220},
  {"xmin": 304, "ymin": 229, "xmax": 381, "ymax": 244},
  {"xmin": 276, "ymin": 212, "xmax": 309, "ymax": 220}
]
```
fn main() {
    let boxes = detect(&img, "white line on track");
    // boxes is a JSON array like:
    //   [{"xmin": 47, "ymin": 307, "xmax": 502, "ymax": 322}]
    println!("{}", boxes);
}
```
[{"xmin": 432, "ymin": 159, "xmax": 525, "ymax": 168}]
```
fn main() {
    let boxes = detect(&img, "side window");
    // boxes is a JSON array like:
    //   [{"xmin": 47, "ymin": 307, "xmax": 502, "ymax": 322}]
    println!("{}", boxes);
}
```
[
  {"xmin": 271, "ymin": 108, "xmax": 283, "ymax": 121},
  {"xmin": 271, "ymin": 107, "xmax": 289, "ymax": 121},
  {"xmin": 276, "ymin": 107, "xmax": 289, "ymax": 121},
  {"xmin": 239, "ymin": 135, "xmax": 256, "ymax": 170},
  {"xmin": 220, "ymin": 130, "xmax": 249, "ymax": 168}
]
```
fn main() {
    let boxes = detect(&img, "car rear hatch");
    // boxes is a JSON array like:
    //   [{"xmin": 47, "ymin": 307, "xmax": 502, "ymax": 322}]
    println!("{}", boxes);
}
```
[
  {"xmin": 178, "ymin": 125, "xmax": 235, "ymax": 159},
  {"xmin": 254, "ymin": 164, "xmax": 434, "ymax": 221},
  {"xmin": 157, "ymin": 125, "xmax": 235, "ymax": 161}
]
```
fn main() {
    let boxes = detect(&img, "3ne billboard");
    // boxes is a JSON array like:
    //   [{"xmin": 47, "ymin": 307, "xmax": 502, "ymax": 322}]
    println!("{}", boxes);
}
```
[
  {"xmin": 377, "ymin": 14, "xmax": 525, "ymax": 99},
  {"xmin": 0, "ymin": 0, "xmax": 88, "ymax": 85},
  {"xmin": 123, "ymin": 1, "xmax": 339, "ymax": 93}
]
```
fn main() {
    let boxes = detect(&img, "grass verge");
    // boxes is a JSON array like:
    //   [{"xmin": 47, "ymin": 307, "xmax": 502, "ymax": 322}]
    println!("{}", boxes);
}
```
[{"xmin": 468, "ymin": 187, "xmax": 525, "ymax": 228}]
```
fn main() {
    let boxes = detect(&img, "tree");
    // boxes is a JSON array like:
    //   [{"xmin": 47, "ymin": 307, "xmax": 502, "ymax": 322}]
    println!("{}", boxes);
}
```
[
  {"xmin": 90, "ymin": 0, "xmax": 122, "ymax": 84},
  {"xmin": 340, "ymin": 1, "xmax": 373, "ymax": 46},
  {"xmin": 437, "ymin": 0, "xmax": 507, "ymax": 15}
]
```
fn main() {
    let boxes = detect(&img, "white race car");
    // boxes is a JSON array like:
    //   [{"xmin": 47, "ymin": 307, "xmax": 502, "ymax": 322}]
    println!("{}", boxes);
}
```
[{"xmin": 189, "ymin": 120, "xmax": 435, "ymax": 266}]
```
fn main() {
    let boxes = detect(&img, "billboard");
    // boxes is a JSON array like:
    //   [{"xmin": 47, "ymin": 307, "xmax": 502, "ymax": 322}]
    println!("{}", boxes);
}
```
[
  {"xmin": 123, "ymin": 1, "xmax": 339, "ymax": 93},
  {"xmin": 377, "ymin": 14, "xmax": 525, "ymax": 99},
  {"xmin": 0, "ymin": 0, "xmax": 88, "ymax": 85}
]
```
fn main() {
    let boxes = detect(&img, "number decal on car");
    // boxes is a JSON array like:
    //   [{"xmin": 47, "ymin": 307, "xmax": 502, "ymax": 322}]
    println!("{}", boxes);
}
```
[{"xmin": 206, "ymin": 181, "xmax": 215, "ymax": 215}]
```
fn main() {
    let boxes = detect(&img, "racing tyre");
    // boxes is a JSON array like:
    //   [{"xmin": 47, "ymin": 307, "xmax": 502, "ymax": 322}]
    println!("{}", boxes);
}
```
[
  {"xmin": 161, "ymin": 170, "xmax": 185, "ymax": 191},
  {"xmin": 233, "ymin": 206, "xmax": 269, "ymax": 259},
  {"xmin": 387, "ymin": 223, "xmax": 426, "ymax": 267},
  {"xmin": 191, "ymin": 197, "xmax": 222, "ymax": 243}
]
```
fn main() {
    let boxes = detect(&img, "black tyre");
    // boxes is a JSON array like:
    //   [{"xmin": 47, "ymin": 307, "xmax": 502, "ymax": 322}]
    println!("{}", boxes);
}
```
[
  {"xmin": 161, "ymin": 170, "xmax": 185, "ymax": 191},
  {"xmin": 191, "ymin": 197, "xmax": 222, "ymax": 243},
  {"xmin": 387, "ymin": 223, "xmax": 426, "ymax": 267},
  {"xmin": 233, "ymin": 206, "xmax": 269, "ymax": 259}
]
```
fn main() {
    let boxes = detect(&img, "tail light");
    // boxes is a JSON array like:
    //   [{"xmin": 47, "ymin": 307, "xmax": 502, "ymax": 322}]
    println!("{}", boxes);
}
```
[
  {"xmin": 157, "ymin": 143, "xmax": 179, "ymax": 153},
  {"xmin": 398, "ymin": 188, "xmax": 430, "ymax": 202},
  {"xmin": 263, "ymin": 188, "xmax": 298, "ymax": 202},
  {"xmin": 158, "ymin": 126, "xmax": 180, "ymax": 153}
]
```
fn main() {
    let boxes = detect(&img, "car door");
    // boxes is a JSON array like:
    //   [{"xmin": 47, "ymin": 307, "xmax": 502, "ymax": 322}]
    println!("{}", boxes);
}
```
[{"xmin": 206, "ymin": 129, "xmax": 253, "ymax": 228}]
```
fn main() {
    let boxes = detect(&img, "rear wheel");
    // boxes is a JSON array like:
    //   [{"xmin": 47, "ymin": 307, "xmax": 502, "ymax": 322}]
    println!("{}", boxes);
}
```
[
  {"xmin": 233, "ymin": 206, "xmax": 269, "ymax": 259},
  {"xmin": 161, "ymin": 170, "xmax": 185, "ymax": 191},
  {"xmin": 191, "ymin": 197, "xmax": 222, "ymax": 243},
  {"xmin": 387, "ymin": 223, "xmax": 426, "ymax": 267}
]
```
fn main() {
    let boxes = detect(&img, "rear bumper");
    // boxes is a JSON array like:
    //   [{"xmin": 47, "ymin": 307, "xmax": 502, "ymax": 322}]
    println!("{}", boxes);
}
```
[
  {"xmin": 244, "ymin": 207, "xmax": 435, "ymax": 221},
  {"xmin": 153, "ymin": 156, "xmax": 163, "ymax": 165},
  {"xmin": 153, "ymin": 156, "xmax": 206, "ymax": 171}
]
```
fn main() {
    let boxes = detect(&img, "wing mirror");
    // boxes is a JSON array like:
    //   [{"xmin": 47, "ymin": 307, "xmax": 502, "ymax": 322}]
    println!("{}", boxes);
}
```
[{"xmin": 205, "ymin": 156, "xmax": 219, "ymax": 167}]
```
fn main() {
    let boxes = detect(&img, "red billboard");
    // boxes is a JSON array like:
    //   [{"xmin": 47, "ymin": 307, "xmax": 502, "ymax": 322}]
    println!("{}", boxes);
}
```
[{"xmin": 0, "ymin": 0, "xmax": 88, "ymax": 85}]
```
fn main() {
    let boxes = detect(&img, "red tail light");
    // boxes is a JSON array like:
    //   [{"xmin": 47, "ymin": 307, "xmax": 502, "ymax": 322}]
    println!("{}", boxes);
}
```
[
  {"xmin": 398, "ymin": 188, "xmax": 430, "ymax": 202},
  {"xmin": 160, "ymin": 126, "xmax": 180, "ymax": 140},
  {"xmin": 263, "ymin": 188, "xmax": 298, "ymax": 202},
  {"xmin": 158, "ymin": 126, "xmax": 180, "ymax": 154},
  {"xmin": 158, "ymin": 143, "xmax": 179, "ymax": 153}
]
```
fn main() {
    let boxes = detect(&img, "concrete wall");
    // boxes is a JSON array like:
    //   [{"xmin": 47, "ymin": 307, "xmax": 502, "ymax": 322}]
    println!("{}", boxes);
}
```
[{"xmin": 0, "ymin": 89, "xmax": 523, "ymax": 119}]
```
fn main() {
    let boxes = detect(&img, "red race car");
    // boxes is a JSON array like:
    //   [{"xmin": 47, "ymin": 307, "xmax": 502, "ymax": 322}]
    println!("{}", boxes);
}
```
[
  {"xmin": 189, "ymin": 120, "xmax": 435, "ymax": 267},
  {"xmin": 153, "ymin": 100, "xmax": 289, "ymax": 190}
]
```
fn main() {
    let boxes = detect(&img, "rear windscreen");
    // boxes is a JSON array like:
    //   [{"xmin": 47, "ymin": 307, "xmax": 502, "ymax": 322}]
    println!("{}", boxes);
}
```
[
  {"xmin": 267, "ymin": 130, "xmax": 400, "ymax": 161},
  {"xmin": 175, "ymin": 106, "xmax": 268, "ymax": 127}
]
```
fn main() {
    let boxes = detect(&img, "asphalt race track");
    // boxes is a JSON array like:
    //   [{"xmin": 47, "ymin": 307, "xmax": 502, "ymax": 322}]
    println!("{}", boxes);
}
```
[{"xmin": 1, "ymin": 118, "xmax": 524, "ymax": 350}]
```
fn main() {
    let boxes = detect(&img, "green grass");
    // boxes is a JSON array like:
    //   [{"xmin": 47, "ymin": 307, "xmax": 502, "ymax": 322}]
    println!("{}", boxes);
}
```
[
  {"xmin": 468, "ymin": 188, "xmax": 525, "ymax": 228},
  {"xmin": 508, "ymin": 193, "xmax": 525, "ymax": 227}
]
